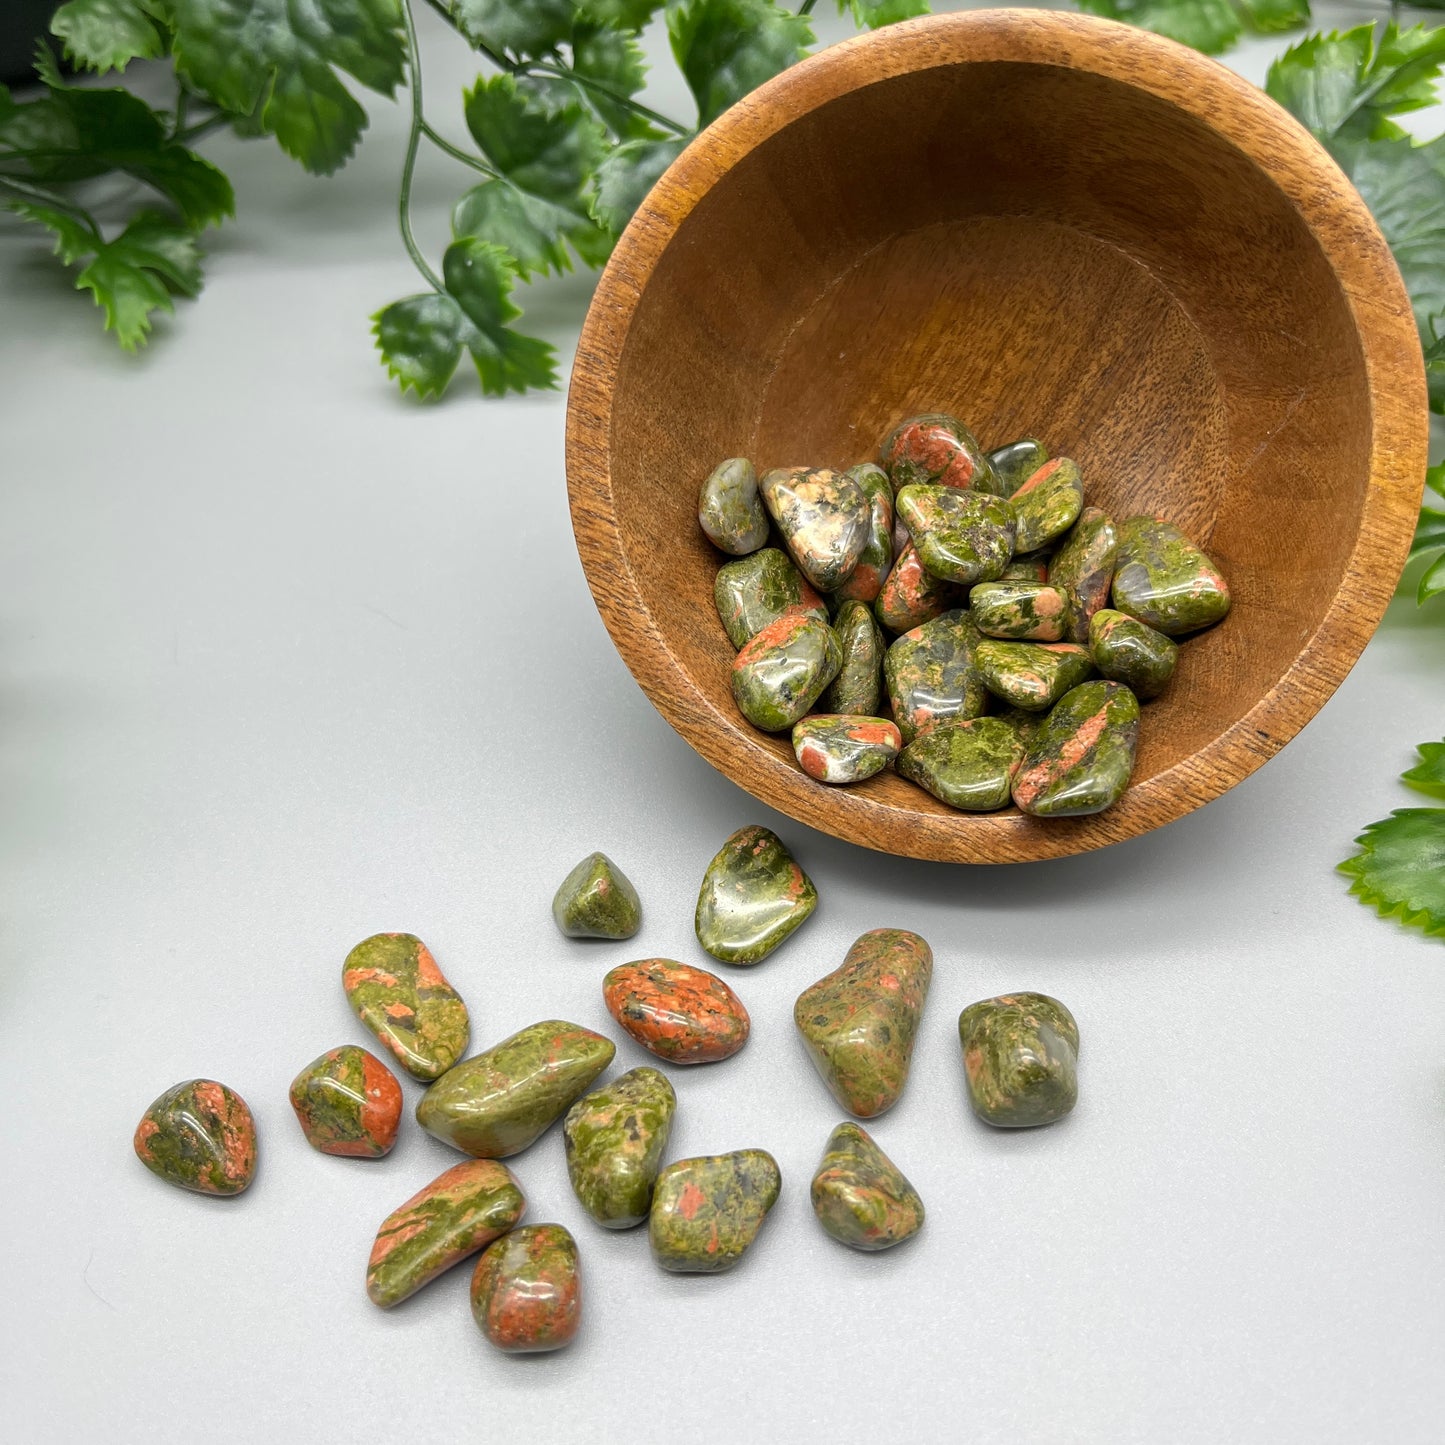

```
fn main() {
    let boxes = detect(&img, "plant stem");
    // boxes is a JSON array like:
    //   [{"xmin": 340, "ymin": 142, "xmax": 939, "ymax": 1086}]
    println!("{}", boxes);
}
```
[
  {"xmin": 799, "ymin": 0, "xmax": 818, "ymax": 13},
  {"xmin": 174, "ymin": 88, "xmax": 190, "ymax": 140},
  {"xmin": 399, "ymin": 0, "xmax": 445, "ymax": 292},
  {"xmin": 532, "ymin": 61, "xmax": 691, "ymax": 136},
  {"xmin": 0, "ymin": 174, "xmax": 102, "ymax": 231},
  {"xmin": 175, "ymin": 114, "xmax": 232, "ymax": 147},
  {"xmin": 422, "ymin": 0, "xmax": 518, "ymax": 72},
  {"xmin": 420, "ymin": 121, "xmax": 499, "ymax": 176}
]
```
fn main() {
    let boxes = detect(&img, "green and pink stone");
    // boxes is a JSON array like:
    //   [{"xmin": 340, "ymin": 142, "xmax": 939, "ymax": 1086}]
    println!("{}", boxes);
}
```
[
  {"xmin": 811, "ymin": 1122, "xmax": 924, "ymax": 1251},
  {"xmin": 880, "ymin": 413, "xmax": 1000, "ymax": 493},
  {"xmin": 603, "ymin": 958, "xmax": 751, "ymax": 1064},
  {"xmin": 760, "ymin": 465, "xmax": 869, "ymax": 592},
  {"xmin": 820, "ymin": 599, "xmax": 884, "ymax": 715},
  {"xmin": 897, "ymin": 716, "xmax": 1024, "ymax": 811},
  {"xmin": 792, "ymin": 714, "xmax": 902, "ymax": 784},
  {"xmin": 1049, "ymin": 506, "xmax": 1118, "ymax": 643},
  {"xmin": 884, "ymin": 608, "xmax": 987, "ymax": 743},
  {"xmin": 551, "ymin": 851, "xmax": 642, "ymax": 939},
  {"xmin": 1111, "ymin": 515, "xmax": 1232, "ymax": 635},
  {"xmin": 714, "ymin": 547, "xmax": 826, "ymax": 649},
  {"xmin": 471, "ymin": 1223, "xmax": 582, "ymax": 1353},
  {"xmin": 133, "ymin": 1078, "xmax": 257, "ymax": 1196},
  {"xmin": 695, "ymin": 824, "xmax": 817, "ymax": 964},
  {"xmin": 959, "ymin": 993, "xmax": 1079, "ymax": 1127},
  {"xmin": 648, "ymin": 1150, "xmax": 782, "ymax": 1273},
  {"xmin": 698, "ymin": 457, "xmax": 769, "ymax": 556},
  {"xmin": 874, "ymin": 542, "xmax": 959, "ymax": 633},
  {"xmin": 1090, "ymin": 607, "xmax": 1178, "ymax": 698},
  {"xmin": 342, "ymin": 932, "xmax": 470, "ymax": 1082},
  {"xmin": 832, "ymin": 462, "xmax": 894, "ymax": 604},
  {"xmin": 564, "ymin": 1066, "xmax": 676, "ymax": 1229},
  {"xmin": 1012, "ymin": 679, "xmax": 1140, "ymax": 816},
  {"xmin": 986, "ymin": 437, "xmax": 1049, "ymax": 497},
  {"xmin": 731, "ymin": 612, "xmax": 842, "ymax": 732},
  {"xmin": 976, "ymin": 639, "xmax": 1094, "ymax": 711},
  {"xmin": 289, "ymin": 1045, "xmax": 403, "ymax": 1158},
  {"xmin": 1010, "ymin": 457, "xmax": 1083, "ymax": 553},
  {"xmin": 970, "ymin": 581, "xmax": 1069, "ymax": 641},
  {"xmin": 896, "ymin": 484, "xmax": 1015, "ymax": 585}
]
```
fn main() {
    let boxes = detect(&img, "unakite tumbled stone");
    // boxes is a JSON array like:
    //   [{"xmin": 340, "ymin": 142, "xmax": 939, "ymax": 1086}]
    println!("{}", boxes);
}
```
[
  {"xmin": 1089, "ymin": 607, "xmax": 1178, "ymax": 699},
  {"xmin": 1049, "ymin": 506, "xmax": 1117, "ymax": 643},
  {"xmin": 874, "ymin": 542, "xmax": 959, "ymax": 633},
  {"xmin": 819, "ymin": 599, "xmax": 884, "ymax": 714},
  {"xmin": 970, "ymin": 581, "xmax": 1069, "ymax": 641},
  {"xmin": 731, "ymin": 613, "xmax": 841, "ymax": 732},
  {"xmin": 792, "ymin": 714, "xmax": 901, "ymax": 784},
  {"xmin": 1002, "ymin": 555, "xmax": 1051, "ymax": 582},
  {"xmin": 366, "ymin": 1158, "xmax": 525, "ymax": 1308},
  {"xmin": 1010, "ymin": 457, "xmax": 1083, "ymax": 553},
  {"xmin": 564, "ymin": 1067, "xmax": 675, "ymax": 1228},
  {"xmin": 884, "ymin": 608, "xmax": 987, "ymax": 743},
  {"xmin": 794, "ymin": 928, "xmax": 932, "ymax": 1117},
  {"xmin": 603, "ymin": 960, "xmax": 750, "ymax": 1064},
  {"xmin": 342, "ymin": 932, "xmax": 470, "ymax": 1082},
  {"xmin": 1012, "ymin": 680, "xmax": 1140, "ymax": 816},
  {"xmin": 714, "ymin": 547, "xmax": 827, "ymax": 650},
  {"xmin": 958, "ymin": 993, "xmax": 1079, "ymax": 1127},
  {"xmin": 879, "ymin": 413, "xmax": 999, "ymax": 493},
  {"xmin": 977, "ymin": 639, "xmax": 1094, "ymax": 711},
  {"xmin": 695, "ymin": 824, "xmax": 817, "ymax": 964},
  {"xmin": 1111, "ymin": 515, "xmax": 1232, "ymax": 635},
  {"xmin": 811, "ymin": 1122, "xmax": 924, "ymax": 1251},
  {"xmin": 832, "ymin": 463, "xmax": 894, "ymax": 604},
  {"xmin": 986, "ymin": 437, "xmax": 1049, "ymax": 497},
  {"xmin": 471, "ymin": 1224, "xmax": 581, "ymax": 1353},
  {"xmin": 896, "ymin": 716, "xmax": 1023, "ymax": 811},
  {"xmin": 994, "ymin": 704, "xmax": 1044, "ymax": 746},
  {"xmin": 648, "ymin": 1151, "xmax": 781, "ymax": 1273},
  {"xmin": 289, "ymin": 1045, "xmax": 403, "ymax": 1158},
  {"xmin": 896, "ymin": 485, "xmax": 1016, "ymax": 586},
  {"xmin": 698, "ymin": 457, "xmax": 769, "ymax": 556},
  {"xmin": 551, "ymin": 851, "xmax": 641, "ymax": 940},
  {"xmin": 416, "ymin": 1020, "xmax": 615, "ymax": 1158},
  {"xmin": 133, "ymin": 1079, "xmax": 257, "ymax": 1196},
  {"xmin": 760, "ymin": 466, "xmax": 869, "ymax": 592}
]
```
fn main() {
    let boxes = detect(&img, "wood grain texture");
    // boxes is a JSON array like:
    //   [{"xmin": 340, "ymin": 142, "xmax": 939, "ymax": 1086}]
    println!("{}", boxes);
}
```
[{"xmin": 564, "ymin": 9, "xmax": 1427, "ymax": 864}]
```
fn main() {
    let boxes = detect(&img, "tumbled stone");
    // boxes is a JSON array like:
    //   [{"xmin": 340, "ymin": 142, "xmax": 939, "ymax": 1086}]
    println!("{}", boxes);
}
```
[
  {"xmin": 832, "ymin": 463, "xmax": 894, "ymax": 604},
  {"xmin": 714, "ymin": 547, "xmax": 827, "ymax": 650},
  {"xmin": 695, "ymin": 824, "xmax": 817, "ymax": 964},
  {"xmin": 1001, "ymin": 555, "xmax": 1051, "ymax": 582},
  {"xmin": 794, "ymin": 928, "xmax": 932, "ymax": 1117},
  {"xmin": 896, "ymin": 716, "xmax": 1024, "ymax": 811},
  {"xmin": 1089, "ymin": 607, "xmax": 1178, "ymax": 699},
  {"xmin": 551, "ymin": 851, "xmax": 641, "ymax": 940},
  {"xmin": 731, "ymin": 613, "xmax": 841, "ymax": 732},
  {"xmin": 874, "ymin": 542, "xmax": 959, "ymax": 633},
  {"xmin": 343, "ymin": 932, "xmax": 470, "ymax": 1082},
  {"xmin": 564, "ymin": 1066, "xmax": 676, "ymax": 1228},
  {"xmin": 289, "ymin": 1045, "xmax": 403, "ymax": 1159},
  {"xmin": 959, "ymin": 993, "xmax": 1079, "ymax": 1127},
  {"xmin": 884, "ymin": 608, "xmax": 987, "ymax": 744},
  {"xmin": 819, "ymin": 599, "xmax": 884, "ymax": 715},
  {"xmin": 1010, "ymin": 457, "xmax": 1083, "ymax": 553},
  {"xmin": 811, "ymin": 1122, "xmax": 924, "ymax": 1251},
  {"xmin": 986, "ymin": 437, "xmax": 1050, "ymax": 497},
  {"xmin": 977, "ymin": 639, "xmax": 1094, "ymax": 711},
  {"xmin": 1111, "ymin": 515, "xmax": 1232, "ymax": 635},
  {"xmin": 896, "ymin": 484, "xmax": 1015, "ymax": 586},
  {"xmin": 366, "ymin": 1158, "xmax": 525, "ymax": 1308},
  {"xmin": 416, "ymin": 1020, "xmax": 615, "ymax": 1157},
  {"xmin": 1012, "ymin": 679, "xmax": 1140, "ymax": 816},
  {"xmin": 603, "ymin": 959, "xmax": 750, "ymax": 1064},
  {"xmin": 970, "ymin": 581, "xmax": 1069, "ymax": 641},
  {"xmin": 648, "ymin": 1150, "xmax": 781, "ymax": 1273},
  {"xmin": 760, "ymin": 466, "xmax": 869, "ymax": 592},
  {"xmin": 133, "ymin": 1079, "xmax": 257, "ymax": 1196},
  {"xmin": 792, "ymin": 714, "xmax": 901, "ymax": 785},
  {"xmin": 698, "ymin": 457, "xmax": 769, "ymax": 556},
  {"xmin": 471, "ymin": 1224, "xmax": 581, "ymax": 1353},
  {"xmin": 879, "ymin": 413, "xmax": 1000, "ymax": 493},
  {"xmin": 1049, "ymin": 506, "xmax": 1117, "ymax": 643},
  {"xmin": 994, "ymin": 704, "xmax": 1044, "ymax": 746}
]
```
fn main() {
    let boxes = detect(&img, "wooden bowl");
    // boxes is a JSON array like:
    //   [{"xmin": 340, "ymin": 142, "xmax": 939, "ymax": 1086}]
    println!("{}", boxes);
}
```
[{"xmin": 565, "ymin": 9, "xmax": 1425, "ymax": 863}]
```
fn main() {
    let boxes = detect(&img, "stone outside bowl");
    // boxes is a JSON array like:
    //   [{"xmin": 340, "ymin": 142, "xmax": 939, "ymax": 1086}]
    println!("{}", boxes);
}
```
[{"xmin": 564, "ymin": 9, "xmax": 1426, "ymax": 864}]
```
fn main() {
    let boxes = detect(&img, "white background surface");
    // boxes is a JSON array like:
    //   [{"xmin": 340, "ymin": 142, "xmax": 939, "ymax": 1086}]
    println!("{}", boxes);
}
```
[{"xmin": 3, "ymin": 5, "xmax": 1444, "ymax": 1442}]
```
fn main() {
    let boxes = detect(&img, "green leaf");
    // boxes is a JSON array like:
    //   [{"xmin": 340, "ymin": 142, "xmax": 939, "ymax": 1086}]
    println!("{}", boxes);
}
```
[
  {"xmin": 9, "ymin": 199, "xmax": 101, "ymax": 265},
  {"xmin": 1425, "ymin": 320, "xmax": 1445, "ymax": 414},
  {"xmin": 1073, "ymin": 0, "xmax": 1241, "ymax": 56},
  {"xmin": 463, "ymin": 74, "xmax": 607, "ymax": 207},
  {"xmin": 668, "ymin": 0, "xmax": 812, "ymax": 128},
  {"xmin": 447, "ymin": 0, "xmax": 577, "ymax": 59},
  {"xmin": 50, "ymin": 0, "xmax": 166, "ymax": 73},
  {"xmin": 591, "ymin": 134, "xmax": 685, "ymax": 231},
  {"xmin": 576, "ymin": 0, "xmax": 660, "ymax": 29},
  {"xmin": 1402, "ymin": 741, "xmax": 1445, "ymax": 798},
  {"xmin": 1339, "ymin": 808, "xmax": 1445, "ymax": 937},
  {"xmin": 374, "ymin": 293, "xmax": 468, "ymax": 399},
  {"xmin": 571, "ymin": 22, "xmax": 658, "ymax": 139},
  {"xmin": 167, "ymin": 0, "xmax": 406, "ymax": 174},
  {"xmin": 1418, "ymin": 549, "xmax": 1445, "ymax": 602},
  {"xmin": 836, "ymin": 0, "xmax": 929, "ymax": 29},
  {"xmin": 451, "ymin": 178, "xmax": 610, "ymax": 277},
  {"xmin": 1234, "ymin": 0, "xmax": 1308, "ymax": 35}
]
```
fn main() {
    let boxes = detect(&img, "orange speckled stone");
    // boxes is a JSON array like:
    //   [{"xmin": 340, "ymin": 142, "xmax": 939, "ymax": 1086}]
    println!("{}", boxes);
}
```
[
  {"xmin": 289, "ymin": 1045, "xmax": 403, "ymax": 1158},
  {"xmin": 133, "ymin": 1079, "xmax": 257, "ymax": 1196},
  {"xmin": 471, "ymin": 1224, "xmax": 581, "ymax": 1353},
  {"xmin": 603, "ymin": 958, "xmax": 751, "ymax": 1064}
]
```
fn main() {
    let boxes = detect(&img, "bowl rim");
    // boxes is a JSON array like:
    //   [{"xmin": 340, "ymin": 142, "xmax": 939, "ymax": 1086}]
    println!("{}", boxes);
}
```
[{"xmin": 564, "ymin": 8, "xmax": 1427, "ymax": 864}]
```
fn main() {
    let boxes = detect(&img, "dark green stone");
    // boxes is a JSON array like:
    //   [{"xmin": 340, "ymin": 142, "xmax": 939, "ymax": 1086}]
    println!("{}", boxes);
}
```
[
  {"xmin": 1111, "ymin": 516, "xmax": 1232, "ymax": 635},
  {"xmin": 731, "ymin": 613, "xmax": 842, "ymax": 732},
  {"xmin": 563, "ymin": 1066, "xmax": 676, "ymax": 1229},
  {"xmin": 1010, "ymin": 457, "xmax": 1083, "ymax": 553},
  {"xmin": 695, "ymin": 824, "xmax": 817, "ymax": 964},
  {"xmin": 1089, "ymin": 607, "xmax": 1178, "ymax": 699},
  {"xmin": 897, "ymin": 716, "xmax": 1024, "ymax": 811},
  {"xmin": 1012, "ymin": 680, "xmax": 1140, "ymax": 816},
  {"xmin": 879, "ymin": 413, "xmax": 1001, "ymax": 493},
  {"xmin": 1001, "ymin": 556, "xmax": 1051, "ymax": 582},
  {"xmin": 883, "ymin": 608, "xmax": 987, "ymax": 744},
  {"xmin": 713, "ymin": 547, "xmax": 826, "ymax": 650},
  {"xmin": 811, "ymin": 1122, "xmax": 924, "ymax": 1251},
  {"xmin": 832, "ymin": 463, "xmax": 894, "ymax": 604},
  {"xmin": 959, "ymin": 993, "xmax": 1079, "ymax": 1127},
  {"xmin": 819, "ymin": 598, "xmax": 884, "ymax": 715},
  {"xmin": 1049, "ymin": 507, "xmax": 1117, "ymax": 643},
  {"xmin": 698, "ymin": 457, "xmax": 769, "ymax": 555},
  {"xmin": 648, "ymin": 1150, "xmax": 781, "ymax": 1272},
  {"xmin": 986, "ymin": 438, "xmax": 1050, "ymax": 497},
  {"xmin": 760, "ymin": 466, "xmax": 869, "ymax": 592},
  {"xmin": 970, "ymin": 581, "xmax": 1069, "ymax": 641},
  {"xmin": 551, "ymin": 851, "xmax": 642, "ymax": 939},
  {"xmin": 896, "ymin": 485, "xmax": 1016, "ymax": 585},
  {"xmin": 976, "ymin": 639, "xmax": 1094, "ymax": 711}
]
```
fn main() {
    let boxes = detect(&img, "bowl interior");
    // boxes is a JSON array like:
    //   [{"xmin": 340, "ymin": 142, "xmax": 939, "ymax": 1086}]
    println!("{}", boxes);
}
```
[{"xmin": 594, "ymin": 47, "xmax": 1385, "ymax": 859}]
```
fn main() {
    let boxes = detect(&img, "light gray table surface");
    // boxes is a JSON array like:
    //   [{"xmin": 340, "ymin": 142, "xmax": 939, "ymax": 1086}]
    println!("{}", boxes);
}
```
[{"xmin": 3, "ymin": 5, "xmax": 1443, "ymax": 1442}]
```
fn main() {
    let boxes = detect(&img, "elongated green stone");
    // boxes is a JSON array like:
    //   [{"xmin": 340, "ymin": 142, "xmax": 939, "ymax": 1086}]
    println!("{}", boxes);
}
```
[
  {"xmin": 714, "ymin": 547, "xmax": 827, "ymax": 649},
  {"xmin": 1089, "ymin": 607, "xmax": 1178, "ymax": 699},
  {"xmin": 551, "ymin": 851, "xmax": 642, "ymax": 939},
  {"xmin": 970, "ymin": 581, "xmax": 1069, "ymax": 641},
  {"xmin": 416, "ymin": 1020, "xmax": 615, "ymax": 1158},
  {"xmin": 699, "ymin": 457, "xmax": 769, "ymax": 555},
  {"xmin": 289, "ymin": 1045, "xmax": 403, "ymax": 1158},
  {"xmin": 564, "ymin": 1067, "xmax": 676, "ymax": 1229},
  {"xmin": 792, "ymin": 714, "xmax": 901, "ymax": 784},
  {"xmin": 342, "ymin": 932, "xmax": 470, "ymax": 1082},
  {"xmin": 874, "ymin": 542, "xmax": 959, "ymax": 633},
  {"xmin": 1111, "ymin": 516, "xmax": 1232, "ymax": 635},
  {"xmin": 794, "ymin": 928, "xmax": 932, "ymax": 1117},
  {"xmin": 1049, "ymin": 507, "xmax": 1117, "ymax": 643},
  {"xmin": 897, "ymin": 716, "xmax": 1023, "ymax": 811},
  {"xmin": 648, "ymin": 1151, "xmax": 781, "ymax": 1273},
  {"xmin": 896, "ymin": 484, "xmax": 1016, "ymax": 585},
  {"xmin": 819, "ymin": 598, "xmax": 884, "ymax": 714},
  {"xmin": 366, "ymin": 1158, "xmax": 526, "ymax": 1308},
  {"xmin": 761, "ymin": 466, "xmax": 869, "ymax": 592},
  {"xmin": 695, "ymin": 824, "xmax": 817, "ymax": 964},
  {"xmin": 133, "ymin": 1079, "xmax": 257, "ymax": 1196},
  {"xmin": 811, "ymin": 1122, "xmax": 924, "ymax": 1251},
  {"xmin": 976, "ymin": 639, "xmax": 1094, "ymax": 711},
  {"xmin": 879, "ymin": 413, "xmax": 1000, "ymax": 493},
  {"xmin": 959, "ymin": 993, "xmax": 1079, "ymax": 1127},
  {"xmin": 986, "ymin": 437, "xmax": 1049, "ymax": 497},
  {"xmin": 1010, "ymin": 457, "xmax": 1083, "ymax": 553},
  {"xmin": 1012, "ymin": 679, "xmax": 1140, "ymax": 816},
  {"xmin": 731, "ymin": 613, "xmax": 842, "ymax": 732},
  {"xmin": 471, "ymin": 1224, "xmax": 581, "ymax": 1353},
  {"xmin": 832, "ymin": 463, "xmax": 894, "ymax": 604},
  {"xmin": 884, "ymin": 608, "xmax": 987, "ymax": 743}
]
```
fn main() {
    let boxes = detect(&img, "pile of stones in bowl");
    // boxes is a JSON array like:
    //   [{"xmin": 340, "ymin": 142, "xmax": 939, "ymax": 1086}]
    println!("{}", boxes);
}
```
[
  {"xmin": 131, "ymin": 834, "xmax": 1079, "ymax": 1355},
  {"xmin": 700, "ymin": 413, "xmax": 1232, "ymax": 815}
]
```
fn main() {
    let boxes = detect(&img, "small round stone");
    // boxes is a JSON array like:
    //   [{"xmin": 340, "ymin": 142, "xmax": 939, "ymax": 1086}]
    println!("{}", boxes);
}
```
[
  {"xmin": 958, "ymin": 992, "xmax": 1079, "ymax": 1127},
  {"xmin": 986, "ymin": 437, "xmax": 1050, "ymax": 497},
  {"xmin": 874, "ymin": 542, "xmax": 960, "ymax": 633},
  {"xmin": 342, "ymin": 932, "xmax": 470, "ymax": 1082},
  {"xmin": 289, "ymin": 1045, "xmax": 403, "ymax": 1158},
  {"xmin": 879, "ymin": 413, "xmax": 1000, "ymax": 493},
  {"xmin": 884, "ymin": 608, "xmax": 987, "ymax": 743},
  {"xmin": 731, "ymin": 612, "xmax": 842, "ymax": 732},
  {"xmin": 603, "ymin": 958, "xmax": 751, "ymax": 1064},
  {"xmin": 760, "ymin": 466, "xmax": 870, "ymax": 592},
  {"xmin": 1089, "ymin": 607, "xmax": 1179, "ymax": 699},
  {"xmin": 551, "ymin": 851, "xmax": 642, "ymax": 939},
  {"xmin": 471, "ymin": 1224, "xmax": 581, "ymax": 1353},
  {"xmin": 564, "ymin": 1067, "xmax": 676, "ymax": 1228},
  {"xmin": 133, "ymin": 1079, "xmax": 257, "ymax": 1196},
  {"xmin": 699, "ymin": 457, "xmax": 769, "ymax": 555},
  {"xmin": 1049, "ymin": 507, "xmax": 1118, "ymax": 643},
  {"xmin": 695, "ymin": 824, "xmax": 817, "ymax": 965},
  {"xmin": 1111, "ymin": 515, "xmax": 1232, "ymax": 635},
  {"xmin": 895, "ymin": 484, "xmax": 1016, "ymax": 586},
  {"xmin": 648, "ymin": 1151, "xmax": 781, "ymax": 1273},
  {"xmin": 819, "ymin": 599, "xmax": 885, "ymax": 715},
  {"xmin": 831, "ymin": 462, "xmax": 894, "ymax": 604},
  {"xmin": 976, "ymin": 639, "xmax": 1094, "ymax": 712},
  {"xmin": 714, "ymin": 547, "xmax": 827, "ymax": 650},
  {"xmin": 1012, "ymin": 679, "xmax": 1140, "ymax": 817},
  {"xmin": 896, "ymin": 716, "xmax": 1024, "ymax": 811},
  {"xmin": 811, "ymin": 1122, "xmax": 924, "ymax": 1251},
  {"xmin": 1010, "ymin": 457, "xmax": 1084, "ymax": 553},
  {"xmin": 792, "ymin": 714, "xmax": 901, "ymax": 784},
  {"xmin": 970, "ymin": 581, "xmax": 1069, "ymax": 641}
]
